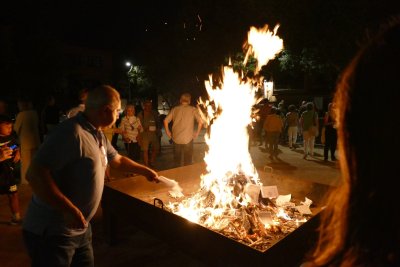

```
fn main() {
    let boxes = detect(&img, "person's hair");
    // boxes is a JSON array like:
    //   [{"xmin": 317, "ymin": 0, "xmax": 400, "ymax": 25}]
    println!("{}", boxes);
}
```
[
  {"xmin": 306, "ymin": 102, "xmax": 314, "ymax": 111},
  {"xmin": 78, "ymin": 88, "xmax": 89, "ymax": 103},
  {"xmin": 143, "ymin": 99, "xmax": 152, "ymax": 108},
  {"xmin": 306, "ymin": 18, "xmax": 400, "ymax": 266},
  {"xmin": 125, "ymin": 103, "xmax": 135, "ymax": 109},
  {"xmin": 288, "ymin": 104, "xmax": 296, "ymax": 112},
  {"xmin": 85, "ymin": 85, "xmax": 120, "ymax": 110},
  {"xmin": 180, "ymin": 93, "xmax": 191, "ymax": 104},
  {"xmin": 0, "ymin": 114, "xmax": 13, "ymax": 124},
  {"xmin": 125, "ymin": 103, "xmax": 135, "ymax": 114},
  {"xmin": 17, "ymin": 97, "xmax": 33, "ymax": 110}
]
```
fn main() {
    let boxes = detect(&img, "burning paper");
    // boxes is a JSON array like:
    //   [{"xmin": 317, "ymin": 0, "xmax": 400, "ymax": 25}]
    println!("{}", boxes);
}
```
[
  {"xmin": 295, "ymin": 205, "xmax": 312, "ymax": 215},
  {"xmin": 158, "ymin": 176, "xmax": 184, "ymax": 198},
  {"xmin": 276, "ymin": 194, "xmax": 292, "ymax": 206},
  {"xmin": 261, "ymin": 185, "xmax": 279, "ymax": 199},
  {"xmin": 244, "ymin": 183, "xmax": 261, "ymax": 204},
  {"xmin": 295, "ymin": 197, "xmax": 313, "ymax": 215},
  {"xmin": 301, "ymin": 197, "xmax": 313, "ymax": 206}
]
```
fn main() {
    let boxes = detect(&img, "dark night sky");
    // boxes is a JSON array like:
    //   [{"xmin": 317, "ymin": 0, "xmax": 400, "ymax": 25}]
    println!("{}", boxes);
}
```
[
  {"xmin": 2, "ymin": 1, "xmax": 256, "ymax": 90},
  {"xmin": 1, "ymin": 0, "xmax": 400, "ymax": 97}
]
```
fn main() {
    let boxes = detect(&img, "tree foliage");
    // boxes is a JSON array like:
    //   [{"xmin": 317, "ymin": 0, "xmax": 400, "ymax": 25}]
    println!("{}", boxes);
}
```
[{"xmin": 127, "ymin": 65, "xmax": 152, "ymax": 95}]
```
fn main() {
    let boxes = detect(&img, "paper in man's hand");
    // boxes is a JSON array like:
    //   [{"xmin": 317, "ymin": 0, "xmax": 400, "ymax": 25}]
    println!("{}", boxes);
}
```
[{"xmin": 158, "ymin": 176, "xmax": 184, "ymax": 198}]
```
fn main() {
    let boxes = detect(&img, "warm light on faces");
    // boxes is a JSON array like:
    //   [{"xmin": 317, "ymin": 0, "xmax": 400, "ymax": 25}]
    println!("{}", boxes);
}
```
[
  {"xmin": 0, "ymin": 123, "xmax": 12, "ymax": 136},
  {"xmin": 104, "ymin": 103, "xmax": 121, "ymax": 126},
  {"xmin": 126, "ymin": 106, "xmax": 135, "ymax": 116},
  {"xmin": 143, "ymin": 101, "xmax": 152, "ymax": 111}
]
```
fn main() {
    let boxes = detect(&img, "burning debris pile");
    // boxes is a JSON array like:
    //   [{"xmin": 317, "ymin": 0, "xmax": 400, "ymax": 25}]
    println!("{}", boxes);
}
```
[
  {"xmin": 166, "ymin": 174, "xmax": 314, "ymax": 252},
  {"xmin": 165, "ymin": 24, "xmax": 314, "ymax": 252}
]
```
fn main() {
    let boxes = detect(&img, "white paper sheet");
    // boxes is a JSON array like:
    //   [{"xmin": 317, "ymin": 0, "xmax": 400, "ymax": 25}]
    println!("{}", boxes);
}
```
[
  {"xmin": 295, "ymin": 205, "xmax": 312, "ymax": 215},
  {"xmin": 261, "ymin": 185, "xmax": 279, "ymax": 198},
  {"xmin": 158, "ymin": 176, "xmax": 184, "ymax": 198},
  {"xmin": 276, "ymin": 194, "xmax": 292, "ymax": 206},
  {"xmin": 244, "ymin": 183, "xmax": 261, "ymax": 203}
]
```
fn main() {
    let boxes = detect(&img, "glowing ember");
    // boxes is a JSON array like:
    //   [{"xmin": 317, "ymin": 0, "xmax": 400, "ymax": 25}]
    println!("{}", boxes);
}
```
[{"xmin": 166, "ymin": 24, "xmax": 312, "ymax": 251}]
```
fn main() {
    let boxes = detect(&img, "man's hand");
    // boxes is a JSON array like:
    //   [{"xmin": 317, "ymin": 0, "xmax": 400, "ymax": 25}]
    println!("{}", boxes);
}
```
[
  {"xmin": 145, "ymin": 168, "xmax": 160, "ymax": 183},
  {"xmin": 63, "ymin": 207, "xmax": 88, "ymax": 230},
  {"xmin": 13, "ymin": 149, "xmax": 21, "ymax": 163},
  {"xmin": 0, "ymin": 146, "xmax": 13, "ymax": 162},
  {"xmin": 165, "ymin": 130, "xmax": 172, "ymax": 139}
]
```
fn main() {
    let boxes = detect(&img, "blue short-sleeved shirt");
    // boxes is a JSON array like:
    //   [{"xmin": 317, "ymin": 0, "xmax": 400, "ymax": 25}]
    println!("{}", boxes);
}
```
[{"xmin": 23, "ymin": 113, "xmax": 117, "ymax": 236}]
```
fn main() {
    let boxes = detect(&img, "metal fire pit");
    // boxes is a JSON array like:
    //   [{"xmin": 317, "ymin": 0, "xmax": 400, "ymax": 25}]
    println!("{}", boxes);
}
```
[{"xmin": 102, "ymin": 162, "xmax": 331, "ymax": 267}]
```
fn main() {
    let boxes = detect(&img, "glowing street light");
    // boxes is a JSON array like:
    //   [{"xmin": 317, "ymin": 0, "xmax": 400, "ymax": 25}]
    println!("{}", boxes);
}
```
[{"xmin": 125, "ymin": 61, "xmax": 133, "ymax": 101}]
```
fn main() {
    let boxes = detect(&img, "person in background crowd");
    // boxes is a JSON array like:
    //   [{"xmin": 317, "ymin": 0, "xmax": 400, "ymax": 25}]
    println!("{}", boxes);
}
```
[
  {"xmin": 298, "ymin": 100, "xmax": 308, "ymax": 116},
  {"xmin": 14, "ymin": 97, "xmax": 41, "ymax": 184},
  {"xmin": 257, "ymin": 99, "xmax": 272, "ymax": 147},
  {"xmin": 277, "ymin": 99, "xmax": 287, "ymax": 144},
  {"xmin": 322, "ymin": 102, "xmax": 337, "ymax": 161},
  {"xmin": 164, "ymin": 93, "xmax": 203, "ymax": 167},
  {"xmin": 263, "ymin": 107, "xmax": 284, "ymax": 160},
  {"xmin": 300, "ymin": 102, "xmax": 319, "ymax": 159},
  {"xmin": 22, "ymin": 85, "xmax": 159, "ymax": 267},
  {"xmin": 40, "ymin": 95, "xmax": 60, "ymax": 139},
  {"xmin": 277, "ymin": 99, "xmax": 286, "ymax": 116},
  {"xmin": 0, "ymin": 99, "xmax": 11, "ymax": 118},
  {"xmin": 119, "ymin": 103, "xmax": 142, "ymax": 162},
  {"xmin": 285, "ymin": 104, "xmax": 299, "ymax": 149},
  {"xmin": 102, "ymin": 123, "xmax": 122, "ymax": 181},
  {"xmin": 67, "ymin": 88, "xmax": 88, "ymax": 118},
  {"xmin": 137, "ymin": 100, "xmax": 160, "ymax": 167},
  {"xmin": 111, "ymin": 110, "xmax": 123, "ymax": 150},
  {"xmin": 301, "ymin": 18, "xmax": 400, "ymax": 267},
  {"xmin": 0, "ymin": 115, "xmax": 22, "ymax": 225}
]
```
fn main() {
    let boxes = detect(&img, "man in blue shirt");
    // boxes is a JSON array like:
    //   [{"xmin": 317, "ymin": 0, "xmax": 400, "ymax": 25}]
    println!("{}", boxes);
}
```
[{"xmin": 22, "ymin": 85, "xmax": 159, "ymax": 267}]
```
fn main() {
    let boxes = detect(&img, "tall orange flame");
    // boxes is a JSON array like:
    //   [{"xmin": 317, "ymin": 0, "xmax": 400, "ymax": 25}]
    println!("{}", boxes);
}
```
[{"xmin": 168, "ymin": 24, "xmax": 284, "ymax": 228}]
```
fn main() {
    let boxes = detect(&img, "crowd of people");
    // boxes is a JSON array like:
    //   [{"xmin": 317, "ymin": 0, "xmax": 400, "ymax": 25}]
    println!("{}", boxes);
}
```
[
  {"xmin": 252, "ymin": 98, "xmax": 337, "ymax": 162},
  {"xmin": 0, "ymin": 90, "xmax": 202, "ymax": 229}
]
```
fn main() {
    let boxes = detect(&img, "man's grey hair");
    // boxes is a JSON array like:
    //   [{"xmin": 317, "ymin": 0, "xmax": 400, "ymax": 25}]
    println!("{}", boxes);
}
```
[
  {"xmin": 180, "ymin": 93, "xmax": 191, "ymax": 104},
  {"xmin": 85, "ymin": 85, "xmax": 120, "ymax": 110}
]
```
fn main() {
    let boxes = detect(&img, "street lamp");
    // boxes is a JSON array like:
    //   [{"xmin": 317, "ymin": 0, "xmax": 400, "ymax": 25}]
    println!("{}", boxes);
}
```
[{"xmin": 125, "ymin": 61, "xmax": 133, "ymax": 102}]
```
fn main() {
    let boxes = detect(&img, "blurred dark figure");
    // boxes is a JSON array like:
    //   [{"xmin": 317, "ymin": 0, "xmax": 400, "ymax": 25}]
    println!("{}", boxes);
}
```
[
  {"xmin": 137, "ymin": 100, "xmax": 160, "ymax": 167},
  {"xmin": 322, "ymin": 103, "xmax": 337, "ymax": 161},
  {"xmin": 302, "ymin": 18, "xmax": 400, "ymax": 267},
  {"xmin": 14, "ymin": 97, "xmax": 41, "ymax": 184},
  {"xmin": 67, "ymin": 88, "xmax": 88, "ymax": 118},
  {"xmin": 40, "ymin": 95, "xmax": 60, "ymax": 139},
  {"xmin": 0, "ymin": 99, "xmax": 9, "ymax": 116}
]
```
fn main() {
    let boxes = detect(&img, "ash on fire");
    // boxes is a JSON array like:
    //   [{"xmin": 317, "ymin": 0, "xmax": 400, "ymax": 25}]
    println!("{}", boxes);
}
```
[{"xmin": 166, "ymin": 172, "xmax": 314, "ymax": 252}]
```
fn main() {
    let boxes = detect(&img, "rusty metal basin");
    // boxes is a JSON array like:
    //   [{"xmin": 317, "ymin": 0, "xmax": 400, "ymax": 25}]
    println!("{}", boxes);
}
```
[{"xmin": 102, "ymin": 162, "xmax": 330, "ymax": 267}]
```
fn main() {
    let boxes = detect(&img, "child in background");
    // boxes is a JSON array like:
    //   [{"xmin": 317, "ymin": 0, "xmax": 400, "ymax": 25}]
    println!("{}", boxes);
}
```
[{"xmin": 0, "ymin": 115, "xmax": 22, "ymax": 225}]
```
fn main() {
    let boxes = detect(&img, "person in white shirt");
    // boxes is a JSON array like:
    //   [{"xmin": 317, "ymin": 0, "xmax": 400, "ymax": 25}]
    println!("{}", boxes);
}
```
[{"xmin": 164, "ymin": 93, "xmax": 203, "ymax": 167}]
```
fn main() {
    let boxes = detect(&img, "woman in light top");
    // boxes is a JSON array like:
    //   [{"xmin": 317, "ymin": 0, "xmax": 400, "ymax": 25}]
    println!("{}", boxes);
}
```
[{"xmin": 118, "ymin": 104, "xmax": 142, "ymax": 161}]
